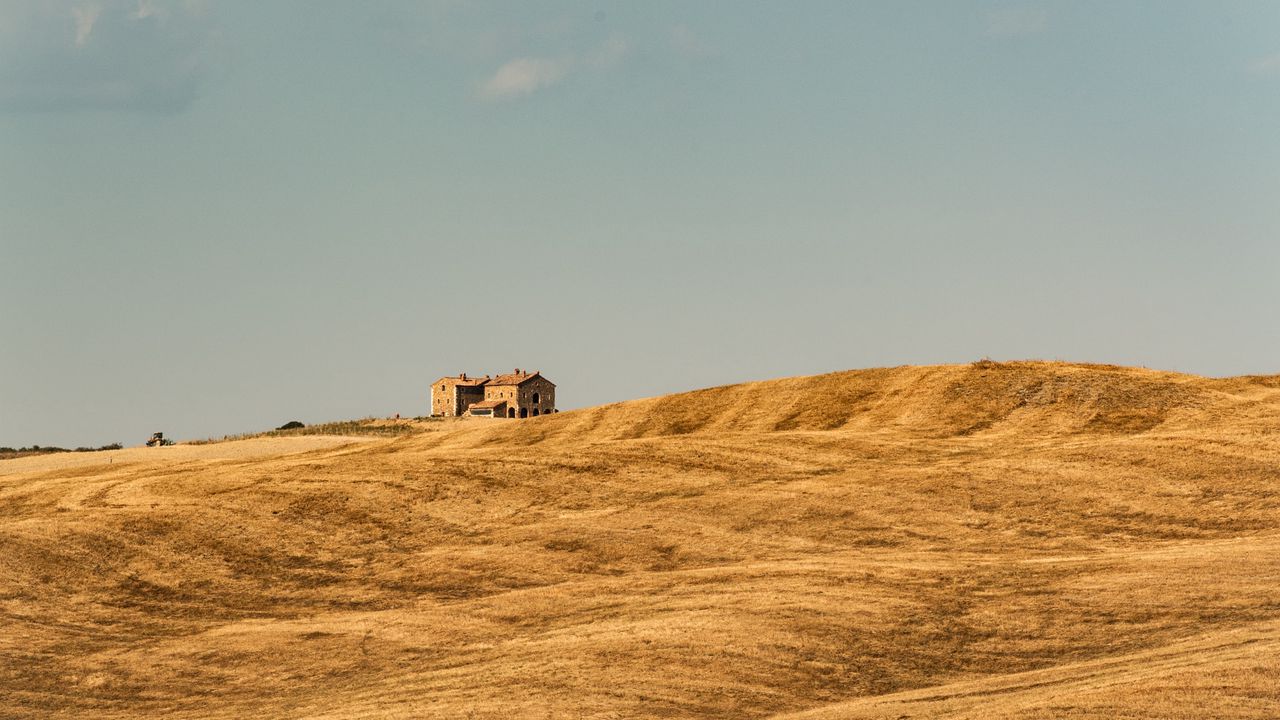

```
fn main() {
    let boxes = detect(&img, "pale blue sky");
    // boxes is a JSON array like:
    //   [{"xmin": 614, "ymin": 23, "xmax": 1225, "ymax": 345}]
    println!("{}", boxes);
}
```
[{"xmin": 2, "ymin": 1, "xmax": 1278, "ymax": 447}]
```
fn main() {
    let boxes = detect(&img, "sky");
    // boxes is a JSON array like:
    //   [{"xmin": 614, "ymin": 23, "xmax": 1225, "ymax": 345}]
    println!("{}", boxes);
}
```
[{"xmin": 2, "ymin": 1, "xmax": 1278, "ymax": 447}]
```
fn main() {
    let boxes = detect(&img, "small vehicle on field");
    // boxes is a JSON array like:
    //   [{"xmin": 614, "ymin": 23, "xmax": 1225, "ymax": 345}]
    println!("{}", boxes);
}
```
[{"xmin": 145, "ymin": 432, "xmax": 175, "ymax": 447}]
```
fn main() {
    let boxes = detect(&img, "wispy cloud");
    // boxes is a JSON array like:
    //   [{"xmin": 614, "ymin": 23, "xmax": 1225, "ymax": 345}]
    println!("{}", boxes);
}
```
[
  {"xmin": 588, "ymin": 33, "xmax": 629, "ymax": 69},
  {"xmin": 985, "ymin": 6, "xmax": 1048, "ymax": 38},
  {"xmin": 479, "ymin": 57, "xmax": 574, "ymax": 100},
  {"xmin": 1250, "ymin": 52, "xmax": 1280, "ymax": 75},
  {"xmin": 669, "ymin": 24, "xmax": 714, "ymax": 58},
  {"xmin": 133, "ymin": 0, "xmax": 158, "ymax": 20},
  {"xmin": 72, "ymin": 3, "xmax": 100, "ymax": 46},
  {"xmin": 0, "ymin": 0, "xmax": 218, "ymax": 113},
  {"xmin": 478, "ymin": 35, "xmax": 630, "ymax": 101}
]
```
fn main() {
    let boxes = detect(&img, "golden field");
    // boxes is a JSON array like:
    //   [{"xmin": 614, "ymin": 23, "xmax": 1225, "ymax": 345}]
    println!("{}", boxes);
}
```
[{"xmin": 2, "ymin": 361, "xmax": 1278, "ymax": 718}]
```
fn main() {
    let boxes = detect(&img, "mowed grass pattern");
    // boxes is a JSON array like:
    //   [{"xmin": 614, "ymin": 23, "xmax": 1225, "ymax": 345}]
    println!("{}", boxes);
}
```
[{"xmin": 1, "ymin": 361, "xmax": 1279, "ymax": 718}]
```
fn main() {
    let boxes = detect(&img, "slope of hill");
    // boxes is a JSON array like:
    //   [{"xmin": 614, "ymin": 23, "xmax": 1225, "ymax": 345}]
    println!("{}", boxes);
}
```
[{"xmin": 2, "ymin": 361, "xmax": 1278, "ymax": 719}]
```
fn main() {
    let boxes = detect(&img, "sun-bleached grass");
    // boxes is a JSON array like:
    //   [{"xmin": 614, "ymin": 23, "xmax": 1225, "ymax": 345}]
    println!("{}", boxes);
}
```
[
  {"xmin": 1, "ymin": 361, "xmax": 1278, "ymax": 719},
  {"xmin": 186, "ymin": 417, "xmax": 440, "ymax": 445}
]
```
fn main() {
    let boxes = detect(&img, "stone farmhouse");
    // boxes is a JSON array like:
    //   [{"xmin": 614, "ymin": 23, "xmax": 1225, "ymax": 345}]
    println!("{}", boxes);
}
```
[{"xmin": 431, "ymin": 369, "xmax": 556, "ymax": 419}]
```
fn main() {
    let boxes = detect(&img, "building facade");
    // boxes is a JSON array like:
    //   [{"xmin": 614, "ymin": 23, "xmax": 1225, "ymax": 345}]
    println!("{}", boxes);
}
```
[
  {"xmin": 430, "ymin": 369, "xmax": 556, "ymax": 418},
  {"xmin": 430, "ymin": 373, "xmax": 489, "ymax": 417}
]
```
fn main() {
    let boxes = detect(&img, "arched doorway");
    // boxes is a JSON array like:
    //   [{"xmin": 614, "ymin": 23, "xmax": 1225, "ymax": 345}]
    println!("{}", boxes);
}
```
[
  {"xmin": 519, "ymin": 407, "xmax": 528, "ymax": 418},
  {"xmin": 532, "ymin": 392, "xmax": 540, "ymax": 404},
  {"xmin": 507, "ymin": 408, "xmax": 515, "ymax": 418},
  {"xmin": 532, "ymin": 408, "xmax": 540, "ymax": 416}
]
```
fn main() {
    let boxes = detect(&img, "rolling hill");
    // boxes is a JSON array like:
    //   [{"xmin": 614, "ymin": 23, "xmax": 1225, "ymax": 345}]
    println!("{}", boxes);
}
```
[{"xmin": 2, "ymin": 360, "xmax": 1278, "ymax": 718}]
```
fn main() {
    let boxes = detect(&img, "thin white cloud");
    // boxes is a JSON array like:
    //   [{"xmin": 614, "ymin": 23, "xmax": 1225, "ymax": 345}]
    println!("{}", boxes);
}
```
[
  {"xmin": 475, "ymin": 32, "xmax": 634, "ymax": 103},
  {"xmin": 479, "ymin": 57, "xmax": 573, "ymax": 100},
  {"xmin": 1250, "ymin": 52, "xmax": 1280, "ymax": 75},
  {"xmin": 134, "ymin": 0, "xmax": 158, "ymax": 20},
  {"xmin": 670, "ymin": 24, "xmax": 713, "ymax": 57},
  {"xmin": 588, "ymin": 33, "xmax": 628, "ymax": 69},
  {"xmin": 72, "ymin": 3, "xmax": 100, "ymax": 46},
  {"xmin": 1, "ymin": 0, "xmax": 218, "ymax": 113},
  {"xmin": 986, "ymin": 6, "xmax": 1048, "ymax": 38}
]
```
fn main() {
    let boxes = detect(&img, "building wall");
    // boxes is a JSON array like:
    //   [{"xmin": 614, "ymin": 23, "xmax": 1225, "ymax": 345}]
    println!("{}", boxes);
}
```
[
  {"xmin": 435, "ymin": 373, "xmax": 557, "ymax": 419},
  {"xmin": 484, "ymin": 377, "xmax": 556, "ymax": 417},
  {"xmin": 483, "ymin": 384, "xmax": 516, "ymax": 404},
  {"xmin": 522, "ymin": 377, "xmax": 556, "ymax": 416},
  {"xmin": 457, "ymin": 385, "xmax": 485, "ymax": 414},
  {"xmin": 431, "ymin": 377, "xmax": 487, "ymax": 417},
  {"xmin": 431, "ymin": 379, "xmax": 447, "ymax": 416}
]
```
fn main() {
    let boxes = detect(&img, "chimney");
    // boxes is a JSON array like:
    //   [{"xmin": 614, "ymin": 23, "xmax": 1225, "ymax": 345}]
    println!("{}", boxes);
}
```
[
  {"xmin": 461, "ymin": 372, "xmax": 466, "ymax": 380},
  {"xmin": 514, "ymin": 368, "xmax": 520, "ymax": 374}
]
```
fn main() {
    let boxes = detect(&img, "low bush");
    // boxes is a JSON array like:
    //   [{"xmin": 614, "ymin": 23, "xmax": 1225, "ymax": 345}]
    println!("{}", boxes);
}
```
[{"xmin": 0, "ymin": 442, "xmax": 120, "ymax": 460}]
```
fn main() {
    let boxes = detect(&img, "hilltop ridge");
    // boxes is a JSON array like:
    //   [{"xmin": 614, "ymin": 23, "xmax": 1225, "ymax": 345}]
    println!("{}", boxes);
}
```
[
  {"xmin": 433, "ymin": 360, "xmax": 1278, "ymax": 446},
  {"xmin": 1, "ymin": 361, "xmax": 1278, "ymax": 719}
]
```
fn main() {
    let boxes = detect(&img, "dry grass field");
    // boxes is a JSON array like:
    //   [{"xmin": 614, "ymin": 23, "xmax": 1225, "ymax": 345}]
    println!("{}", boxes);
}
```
[{"xmin": 2, "ymin": 360, "xmax": 1279, "ymax": 718}]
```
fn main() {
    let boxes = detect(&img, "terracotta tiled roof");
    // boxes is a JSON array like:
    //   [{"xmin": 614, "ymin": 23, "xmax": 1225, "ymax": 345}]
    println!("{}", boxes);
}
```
[
  {"xmin": 436, "ymin": 375, "xmax": 490, "ymax": 387},
  {"xmin": 488, "ymin": 371, "xmax": 545, "ymax": 386},
  {"xmin": 469, "ymin": 399, "xmax": 507, "ymax": 410}
]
